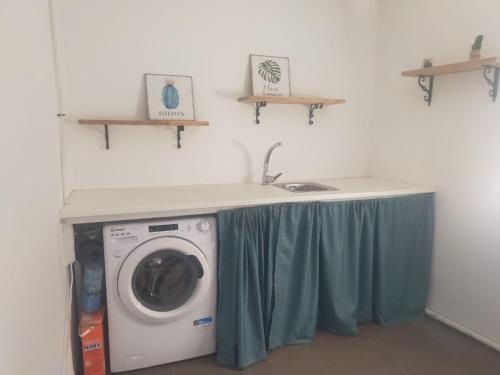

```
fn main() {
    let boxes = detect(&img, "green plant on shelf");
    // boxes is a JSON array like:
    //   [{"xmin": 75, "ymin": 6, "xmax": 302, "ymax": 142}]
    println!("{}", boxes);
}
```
[{"xmin": 472, "ymin": 35, "xmax": 483, "ymax": 51}]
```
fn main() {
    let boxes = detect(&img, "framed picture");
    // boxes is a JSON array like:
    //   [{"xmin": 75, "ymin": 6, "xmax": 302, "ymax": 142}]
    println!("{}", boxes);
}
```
[
  {"xmin": 145, "ymin": 74, "xmax": 195, "ymax": 120},
  {"xmin": 250, "ymin": 54, "xmax": 291, "ymax": 97}
]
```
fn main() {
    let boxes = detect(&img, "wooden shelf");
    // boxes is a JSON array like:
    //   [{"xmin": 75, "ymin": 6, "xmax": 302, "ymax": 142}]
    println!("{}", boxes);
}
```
[
  {"xmin": 402, "ymin": 57, "xmax": 500, "ymax": 77},
  {"xmin": 238, "ymin": 96, "xmax": 346, "ymax": 125},
  {"xmin": 78, "ymin": 118, "xmax": 209, "ymax": 149},
  {"xmin": 238, "ymin": 95, "xmax": 346, "ymax": 105},
  {"xmin": 78, "ymin": 119, "xmax": 208, "ymax": 126},
  {"xmin": 401, "ymin": 57, "xmax": 500, "ymax": 105}
]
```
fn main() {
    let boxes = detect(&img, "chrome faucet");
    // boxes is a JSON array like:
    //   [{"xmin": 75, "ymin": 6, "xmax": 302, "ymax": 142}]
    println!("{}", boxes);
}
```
[{"xmin": 262, "ymin": 142, "xmax": 283, "ymax": 185}]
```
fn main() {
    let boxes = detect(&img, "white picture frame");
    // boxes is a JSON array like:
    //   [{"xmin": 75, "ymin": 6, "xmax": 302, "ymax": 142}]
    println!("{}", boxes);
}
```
[
  {"xmin": 145, "ymin": 74, "xmax": 195, "ymax": 120},
  {"xmin": 250, "ymin": 54, "xmax": 291, "ymax": 97}
]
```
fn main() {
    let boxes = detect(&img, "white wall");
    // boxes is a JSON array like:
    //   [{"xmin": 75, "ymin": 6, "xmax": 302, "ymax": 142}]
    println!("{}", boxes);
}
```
[
  {"xmin": 9, "ymin": 1, "xmax": 500, "ymax": 373},
  {"xmin": 0, "ymin": 1, "xmax": 68, "ymax": 374},
  {"xmin": 55, "ymin": 0, "xmax": 379, "ymax": 191},
  {"xmin": 371, "ymin": 0, "xmax": 500, "ymax": 347}
]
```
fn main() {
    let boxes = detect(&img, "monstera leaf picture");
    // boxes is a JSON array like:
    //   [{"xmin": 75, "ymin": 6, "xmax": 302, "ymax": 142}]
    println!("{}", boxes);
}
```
[
  {"xmin": 251, "ymin": 55, "xmax": 290, "ymax": 96},
  {"xmin": 257, "ymin": 60, "xmax": 282, "ymax": 84}
]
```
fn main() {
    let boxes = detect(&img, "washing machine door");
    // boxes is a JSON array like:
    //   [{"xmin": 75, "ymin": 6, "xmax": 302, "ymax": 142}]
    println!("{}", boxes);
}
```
[{"xmin": 117, "ymin": 236, "xmax": 211, "ymax": 324}]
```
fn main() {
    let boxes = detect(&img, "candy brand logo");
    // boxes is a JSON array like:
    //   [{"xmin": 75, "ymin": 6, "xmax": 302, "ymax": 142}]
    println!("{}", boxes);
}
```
[{"xmin": 110, "ymin": 227, "xmax": 125, "ymax": 232}]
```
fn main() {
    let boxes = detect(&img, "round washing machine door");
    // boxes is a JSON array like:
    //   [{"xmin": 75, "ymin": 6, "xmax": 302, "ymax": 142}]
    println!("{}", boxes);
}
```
[{"xmin": 117, "ymin": 236, "xmax": 211, "ymax": 324}]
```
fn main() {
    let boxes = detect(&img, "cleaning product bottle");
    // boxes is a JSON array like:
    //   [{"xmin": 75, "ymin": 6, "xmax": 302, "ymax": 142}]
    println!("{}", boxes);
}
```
[{"xmin": 82, "ymin": 253, "xmax": 104, "ymax": 313}]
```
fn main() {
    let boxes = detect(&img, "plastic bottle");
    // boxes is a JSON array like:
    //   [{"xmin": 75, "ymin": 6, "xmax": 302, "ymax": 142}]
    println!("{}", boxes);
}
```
[{"xmin": 82, "ymin": 254, "xmax": 104, "ymax": 313}]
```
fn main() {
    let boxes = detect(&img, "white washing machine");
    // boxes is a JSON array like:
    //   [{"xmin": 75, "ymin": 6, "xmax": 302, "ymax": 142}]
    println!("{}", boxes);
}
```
[{"xmin": 103, "ymin": 216, "xmax": 217, "ymax": 373}]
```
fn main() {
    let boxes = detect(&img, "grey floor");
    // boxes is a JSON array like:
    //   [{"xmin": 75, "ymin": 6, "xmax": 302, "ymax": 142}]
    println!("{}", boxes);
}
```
[{"xmin": 123, "ymin": 318, "xmax": 500, "ymax": 375}]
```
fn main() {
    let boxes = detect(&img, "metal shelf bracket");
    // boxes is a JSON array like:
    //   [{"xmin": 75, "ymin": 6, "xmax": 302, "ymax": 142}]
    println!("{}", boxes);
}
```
[
  {"xmin": 101, "ymin": 124, "xmax": 184, "ymax": 149},
  {"xmin": 176, "ymin": 126, "xmax": 185, "ymax": 149},
  {"xmin": 99, "ymin": 124, "xmax": 184, "ymax": 150},
  {"xmin": 418, "ymin": 75, "xmax": 434, "ymax": 106},
  {"xmin": 255, "ymin": 102, "xmax": 267, "ymax": 124},
  {"xmin": 104, "ymin": 124, "xmax": 109, "ymax": 149},
  {"xmin": 309, "ymin": 103, "xmax": 323, "ymax": 125},
  {"xmin": 483, "ymin": 65, "xmax": 499, "ymax": 102}
]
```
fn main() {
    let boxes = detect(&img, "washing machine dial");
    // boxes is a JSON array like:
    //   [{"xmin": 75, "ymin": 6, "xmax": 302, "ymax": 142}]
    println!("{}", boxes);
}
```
[{"xmin": 197, "ymin": 219, "xmax": 210, "ymax": 233}]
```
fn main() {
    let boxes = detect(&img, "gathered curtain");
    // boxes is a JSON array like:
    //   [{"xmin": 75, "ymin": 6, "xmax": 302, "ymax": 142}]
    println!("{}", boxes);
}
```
[{"xmin": 216, "ymin": 194, "xmax": 434, "ymax": 369}]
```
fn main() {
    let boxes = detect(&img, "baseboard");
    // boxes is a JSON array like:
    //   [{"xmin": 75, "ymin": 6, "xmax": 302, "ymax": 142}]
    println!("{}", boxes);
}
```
[{"xmin": 425, "ymin": 308, "xmax": 500, "ymax": 352}]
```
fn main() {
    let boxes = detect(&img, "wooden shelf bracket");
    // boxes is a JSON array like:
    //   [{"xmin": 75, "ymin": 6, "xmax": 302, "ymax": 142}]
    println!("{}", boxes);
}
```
[
  {"xmin": 483, "ymin": 65, "xmax": 499, "ymax": 102},
  {"xmin": 308, "ymin": 103, "xmax": 324, "ymax": 125},
  {"xmin": 403, "ymin": 57, "xmax": 500, "ymax": 105},
  {"xmin": 255, "ymin": 101, "xmax": 267, "ymax": 124},
  {"xmin": 417, "ymin": 75, "xmax": 434, "ymax": 106}
]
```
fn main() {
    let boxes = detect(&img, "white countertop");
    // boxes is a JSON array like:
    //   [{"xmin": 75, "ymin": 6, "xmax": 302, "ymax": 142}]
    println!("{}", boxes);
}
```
[{"xmin": 60, "ymin": 177, "xmax": 435, "ymax": 224}]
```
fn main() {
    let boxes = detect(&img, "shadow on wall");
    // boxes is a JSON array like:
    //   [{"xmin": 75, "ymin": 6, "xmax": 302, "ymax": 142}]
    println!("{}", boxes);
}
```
[
  {"xmin": 134, "ymin": 75, "xmax": 148, "ymax": 119},
  {"xmin": 233, "ymin": 140, "xmax": 254, "ymax": 183},
  {"xmin": 214, "ymin": 54, "xmax": 253, "ymax": 100}
]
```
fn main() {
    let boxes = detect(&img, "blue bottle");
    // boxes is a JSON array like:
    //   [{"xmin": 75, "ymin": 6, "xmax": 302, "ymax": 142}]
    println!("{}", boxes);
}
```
[{"xmin": 82, "ymin": 255, "xmax": 104, "ymax": 313}]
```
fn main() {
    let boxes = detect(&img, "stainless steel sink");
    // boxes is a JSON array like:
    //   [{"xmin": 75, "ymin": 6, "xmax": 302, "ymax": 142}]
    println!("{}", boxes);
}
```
[{"xmin": 273, "ymin": 182, "xmax": 339, "ymax": 193}]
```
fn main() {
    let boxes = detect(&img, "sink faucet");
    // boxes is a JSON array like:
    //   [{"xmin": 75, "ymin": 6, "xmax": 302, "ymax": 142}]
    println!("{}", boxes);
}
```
[{"xmin": 262, "ymin": 142, "xmax": 283, "ymax": 185}]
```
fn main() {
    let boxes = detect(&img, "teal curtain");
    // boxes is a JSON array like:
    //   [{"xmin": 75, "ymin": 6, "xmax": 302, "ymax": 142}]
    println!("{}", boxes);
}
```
[{"xmin": 216, "ymin": 194, "xmax": 434, "ymax": 369}]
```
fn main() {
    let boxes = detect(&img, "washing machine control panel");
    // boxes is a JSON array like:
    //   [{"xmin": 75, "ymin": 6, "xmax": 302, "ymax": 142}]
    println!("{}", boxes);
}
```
[
  {"xmin": 105, "ymin": 217, "xmax": 216, "ymax": 254},
  {"xmin": 141, "ymin": 218, "xmax": 212, "ymax": 237}
]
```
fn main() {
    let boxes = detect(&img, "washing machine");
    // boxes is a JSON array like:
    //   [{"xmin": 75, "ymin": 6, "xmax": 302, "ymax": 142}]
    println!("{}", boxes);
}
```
[{"xmin": 103, "ymin": 216, "xmax": 217, "ymax": 373}]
